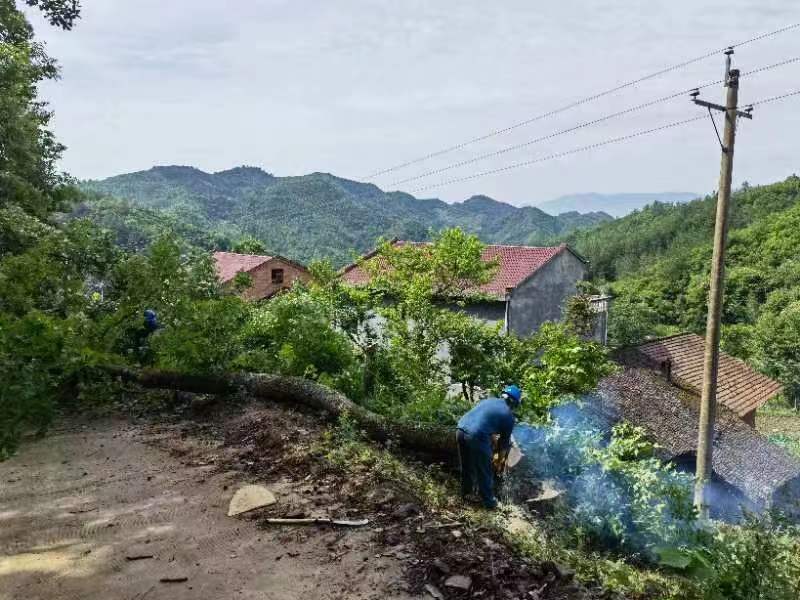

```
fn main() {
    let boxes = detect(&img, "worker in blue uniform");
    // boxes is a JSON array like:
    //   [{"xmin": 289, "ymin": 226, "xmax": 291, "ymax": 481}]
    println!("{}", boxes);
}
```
[{"xmin": 456, "ymin": 385, "xmax": 522, "ymax": 509}]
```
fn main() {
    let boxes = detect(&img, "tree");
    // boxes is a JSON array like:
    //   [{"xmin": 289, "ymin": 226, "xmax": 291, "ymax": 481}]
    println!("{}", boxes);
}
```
[
  {"xmin": 1, "ymin": 0, "xmax": 82, "ymax": 256},
  {"xmin": 753, "ymin": 302, "xmax": 800, "ymax": 406},
  {"xmin": 232, "ymin": 236, "xmax": 267, "ymax": 255},
  {"xmin": 23, "ymin": 1, "xmax": 81, "ymax": 30}
]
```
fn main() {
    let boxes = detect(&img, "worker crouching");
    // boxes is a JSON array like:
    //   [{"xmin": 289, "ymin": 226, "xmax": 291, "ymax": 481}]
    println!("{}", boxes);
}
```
[{"xmin": 456, "ymin": 385, "xmax": 522, "ymax": 509}]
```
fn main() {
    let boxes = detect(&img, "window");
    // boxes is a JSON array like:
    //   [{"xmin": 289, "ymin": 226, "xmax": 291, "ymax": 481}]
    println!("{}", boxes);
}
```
[{"xmin": 271, "ymin": 268, "xmax": 284, "ymax": 284}]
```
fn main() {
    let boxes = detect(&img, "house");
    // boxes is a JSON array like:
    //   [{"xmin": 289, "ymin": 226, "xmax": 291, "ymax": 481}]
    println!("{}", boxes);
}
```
[
  {"xmin": 212, "ymin": 251, "xmax": 310, "ymax": 301},
  {"xmin": 342, "ymin": 241, "xmax": 606, "ymax": 339},
  {"xmin": 586, "ymin": 368, "xmax": 800, "ymax": 520},
  {"xmin": 617, "ymin": 333, "xmax": 784, "ymax": 426}
]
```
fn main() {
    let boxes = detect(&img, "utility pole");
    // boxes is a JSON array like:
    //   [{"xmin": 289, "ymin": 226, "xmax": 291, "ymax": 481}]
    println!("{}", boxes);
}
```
[{"xmin": 690, "ymin": 50, "xmax": 753, "ymax": 518}]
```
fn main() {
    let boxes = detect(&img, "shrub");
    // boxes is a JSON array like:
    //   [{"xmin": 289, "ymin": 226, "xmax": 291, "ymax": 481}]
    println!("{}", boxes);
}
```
[
  {"xmin": 697, "ymin": 513, "xmax": 800, "ymax": 600},
  {"xmin": 151, "ymin": 297, "xmax": 250, "ymax": 374},
  {"xmin": 531, "ymin": 420, "xmax": 696, "ymax": 556},
  {"xmin": 520, "ymin": 323, "xmax": 616, "ymax": 422},
  {"xmin": 236, "ymin": 287, "xmax": 362, "ymax": 396}
]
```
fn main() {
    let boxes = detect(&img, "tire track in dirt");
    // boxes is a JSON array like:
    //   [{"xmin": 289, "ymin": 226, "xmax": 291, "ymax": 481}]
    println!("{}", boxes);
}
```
[{"xmin": 0, "ymin": 414, "xmax": 415, "ymax": 600}]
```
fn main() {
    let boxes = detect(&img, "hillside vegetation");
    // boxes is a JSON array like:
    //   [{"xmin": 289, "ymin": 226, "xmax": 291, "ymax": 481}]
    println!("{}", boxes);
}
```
[
  {"xmin": 565, "ymin": 176, "xmax": 800, "ymax": 400},
  {"xmin": 536, "ymin": 191, "xmax": 699, "ymax": 218},
  {"xmin": 80, "ymin": 166, "xmax": 611, "ymax": 265}
]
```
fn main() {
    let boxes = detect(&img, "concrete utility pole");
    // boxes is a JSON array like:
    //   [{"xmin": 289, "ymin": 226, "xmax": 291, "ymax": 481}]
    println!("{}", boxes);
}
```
[{"xmin": 690, "ymin": 52, "xmax": 753, "ymax": 518}]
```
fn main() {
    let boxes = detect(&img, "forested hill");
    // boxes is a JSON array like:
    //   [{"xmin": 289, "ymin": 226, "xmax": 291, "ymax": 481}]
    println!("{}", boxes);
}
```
[
  {"xmin": 535, "ymin": 191, "xmax": 699, "ymax": 218},
  {"xmin": 79, "ymin": 165, "xmax": 611, "ymax": 265},
  {"xmin": 565, "ymin": 175, "xmax": 800, "ymax": 398}
]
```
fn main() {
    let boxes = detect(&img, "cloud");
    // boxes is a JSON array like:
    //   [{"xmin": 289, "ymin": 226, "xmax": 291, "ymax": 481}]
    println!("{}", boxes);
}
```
[{"xmin": 27, "ymin": 0, "xmax": 800, "ymax": 203}]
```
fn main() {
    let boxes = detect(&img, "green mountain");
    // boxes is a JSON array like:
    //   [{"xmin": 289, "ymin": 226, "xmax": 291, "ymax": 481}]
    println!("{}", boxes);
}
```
[
  {"xmin": 564, "ymin": 176, "xmax": 800, "ymax": 399},
  {"xmin": 79, "ymin": 165, "xmax": 612, "ymax": 265},
  {"xmin": 535, "ymin": 191, "xmax": 699, "ymax": 218}
]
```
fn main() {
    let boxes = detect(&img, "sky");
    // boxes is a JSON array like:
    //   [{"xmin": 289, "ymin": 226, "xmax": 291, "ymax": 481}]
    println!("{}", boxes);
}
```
[{"xmin": 29, "ymin": 1, "xmax": 800, "ymax": 205}]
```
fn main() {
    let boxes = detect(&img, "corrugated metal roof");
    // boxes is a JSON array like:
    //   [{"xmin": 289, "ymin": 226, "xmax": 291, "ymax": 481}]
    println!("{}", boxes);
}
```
[
  {"xmin": 341, "ymin": 241, "xmax": 575, "ymax": 299},
  {"xmin": 633, "ymin": 333, "xmax": 784, "ymax": 417}
]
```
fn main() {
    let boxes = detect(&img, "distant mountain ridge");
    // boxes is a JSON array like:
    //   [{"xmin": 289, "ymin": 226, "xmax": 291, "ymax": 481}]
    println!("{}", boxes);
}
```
[
  {"xmin": 535, "ymin": 192, "xmax": 699, "ymax": 218},
  {"xmin": 80, "ymin": 165, "xmax": 612, "ymax": 265}
]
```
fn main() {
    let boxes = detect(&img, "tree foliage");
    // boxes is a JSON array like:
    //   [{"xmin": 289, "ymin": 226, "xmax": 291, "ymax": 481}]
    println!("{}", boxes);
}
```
[
  {"xmin": 568, "ymin": 177, "xmax": 800, "ymax": 397},
  {"xmin": 80, "ymin": 167, "xmax": 611, "ymax": 267}
]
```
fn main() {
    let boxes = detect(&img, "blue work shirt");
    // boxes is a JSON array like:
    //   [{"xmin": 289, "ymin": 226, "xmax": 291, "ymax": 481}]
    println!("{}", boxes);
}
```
[{"xmin": 457, "ymin": 397, "xmax": 515, "ymax": 453}]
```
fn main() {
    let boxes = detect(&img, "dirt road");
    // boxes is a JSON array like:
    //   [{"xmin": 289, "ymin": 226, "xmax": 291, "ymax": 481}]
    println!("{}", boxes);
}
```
[
  {"xmin": 1, "ymin": 399, "xmax": 604, "ymax": 600},
  {"xmin": 0, "ymin": 408, "xmax": 413, "ymax": 600}
]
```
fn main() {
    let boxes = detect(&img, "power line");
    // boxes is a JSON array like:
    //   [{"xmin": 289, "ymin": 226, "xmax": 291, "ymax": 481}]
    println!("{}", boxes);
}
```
[
  {"xmin": 364, "ymin": 23, "xmax": 800, "ymax": 180},
  {"xmin": 743, "ymin": 55, "xmax": 800, "ymax": 76},
  {"xmin": 408, "ymin": 115, "xmax": 707, "ymax": 193},
  {"xmin": 407, "ymin": 88, "xmax": 800, "ymax": 194},
  {"xmin": 750, "ymin": 89, "xmax": 800, "ymax": 105},
  {"xmin": 391, "ymin": 56, "xmax": 800, "ymax": 187},
  {"xmin": 391, "ymin": 81, "xmax": 721, "ymax": 187}
]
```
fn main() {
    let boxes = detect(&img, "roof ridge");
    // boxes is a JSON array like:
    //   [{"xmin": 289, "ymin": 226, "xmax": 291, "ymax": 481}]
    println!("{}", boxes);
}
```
[
  {"xmin": 638, "ymin": 331, "xmax": 699, "ymax": 345},
  {"xmin": 482, "ymin": 243, "xmax": 563, "ymax": 250},
  {"xmin": 214, "ymin": 250, "xmax": 274, "ymax": 259}
]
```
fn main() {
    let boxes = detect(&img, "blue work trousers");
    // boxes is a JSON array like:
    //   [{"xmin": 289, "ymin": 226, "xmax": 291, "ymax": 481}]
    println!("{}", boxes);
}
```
[{"xmin": 456, "ymin": 429, "xmax": 496, "ymax": 509}]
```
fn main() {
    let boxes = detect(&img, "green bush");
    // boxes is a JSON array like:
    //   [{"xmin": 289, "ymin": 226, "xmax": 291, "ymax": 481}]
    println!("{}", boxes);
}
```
[
  {"xmin": 697, "ymin": 513, "xmax": 800, "ymax": 600},
  {"xmin": 236, "ymin": 287, "xmax": 363, "ymax": 396},
  {"xmin": 521, "ymin": 323, "xmax": 616, "ymax": 422},
  {"xmin": 151, "ymin": 297, "xmax": 250, "ymax": 374}
]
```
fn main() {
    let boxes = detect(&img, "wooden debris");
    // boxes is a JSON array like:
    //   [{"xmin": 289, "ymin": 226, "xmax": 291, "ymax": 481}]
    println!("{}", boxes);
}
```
[
  {"xmin": 159, "ymin": 576, "xmax": 188, "ymax": 583},
  {"xmin": 444, "ymin": 574, "xmax": 472, "ymax": 590},
  {"xmin": 125, "ymin": 554, "xmax": 154, "ymax": 561},
  {"xmin": 264, "ymin": 517, "xmax": 369, "ymax": 527},
  {"xmin": 106, "ymin": 367, "xmax": 457, "ymax": 457}
]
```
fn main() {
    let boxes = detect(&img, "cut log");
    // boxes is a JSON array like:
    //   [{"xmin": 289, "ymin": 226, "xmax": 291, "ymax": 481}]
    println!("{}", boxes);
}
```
[{"xmin": 106, "ymin": 367, "xmax": 457, "ymax": 457}]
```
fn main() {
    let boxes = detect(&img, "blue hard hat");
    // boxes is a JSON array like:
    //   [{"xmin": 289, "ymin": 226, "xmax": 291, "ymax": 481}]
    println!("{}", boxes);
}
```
[{"xmin": 502, "ymin": 384, "xmax": 522, "ymax": 406}]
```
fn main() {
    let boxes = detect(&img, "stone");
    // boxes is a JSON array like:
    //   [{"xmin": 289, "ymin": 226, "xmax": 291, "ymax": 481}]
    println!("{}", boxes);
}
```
[
  {"xmin": 227, "ymin": 485, "xmax": 277, "ymax": 516},
  {"xmin": 424, "ymin": 583, "xmax": 445, "ymax": 599},
  {"xmin": 444, "ymin": 575, "xmax": 472, "ymax": 590},
  {"xmin": 432, "ymin": 558, "xmax": 450, "ymax": 574},
  {"xmin": 392, "ymin": 503, "xmax": 420, "ymax": 518}
]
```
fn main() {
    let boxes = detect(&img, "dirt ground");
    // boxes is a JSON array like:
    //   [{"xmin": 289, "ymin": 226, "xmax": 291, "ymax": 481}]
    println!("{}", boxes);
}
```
[{"xmin": 0, "ymin": 399, "xmax": 605, "ymax": 600}]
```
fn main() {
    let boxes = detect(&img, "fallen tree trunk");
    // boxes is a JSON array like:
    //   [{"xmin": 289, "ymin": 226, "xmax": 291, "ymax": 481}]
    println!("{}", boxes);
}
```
[{"xmin": 107, "ymin": 367, "xmax": 457, "ymax": 457}]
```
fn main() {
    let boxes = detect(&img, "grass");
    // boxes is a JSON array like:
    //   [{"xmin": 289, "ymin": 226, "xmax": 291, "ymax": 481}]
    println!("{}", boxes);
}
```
[
  {"xmin": 317, "ymin": 413, "xmax": 693, "ymax": 599},
  {"xmin": 757, "ymin": 399, "xmax": 800, "ymax": 460}
]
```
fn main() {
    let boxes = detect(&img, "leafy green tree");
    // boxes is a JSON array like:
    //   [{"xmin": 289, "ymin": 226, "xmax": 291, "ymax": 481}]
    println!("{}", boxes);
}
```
[
  {"xmin": 607, "ymin": 298, "xmax": 663, "ymax": 347},
  {"xmin": 232, "ymin": 236, "xmax": 267, "ymax": 255},
  {"xmin": 521, "ymin": 323, "xmax": 615, "ymax": 421},
  {"xmin": 236, "ymin": 285, "xmax": 362, "ymax": 397},
  {"xmin": 1, "ymin": 0, "xmax": 81, "ymax": 255},
  {"xmin": 753, "ymin": 303, "xmax": 800, "ymax": 404},
  {"xmin": 151, "ymin": 297, "xmax": 249, "ymax": 374}
]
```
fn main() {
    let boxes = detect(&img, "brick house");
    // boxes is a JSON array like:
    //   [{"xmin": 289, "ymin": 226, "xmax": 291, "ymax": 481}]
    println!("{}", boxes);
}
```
[
  {"xmin": 213, "ymin": 251, "xmax": 310, "ymax": 301},
  {"xmin": 618, "ymin": 332, "xmax": 784, "ymax": 426},
  {"xmin": 342, "ymin": 241, "xmax": 607, "ymax": 339}
]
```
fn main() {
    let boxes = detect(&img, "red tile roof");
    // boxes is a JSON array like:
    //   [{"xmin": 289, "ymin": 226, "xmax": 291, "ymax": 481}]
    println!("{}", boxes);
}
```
[
  {"xmin": 632, "ymin": 333, "xmax": 784, "ymax": 417},
  {"xmin": 341, "ymin": 241, "xmax": 578, "ymax": 299},
  {"xmin": 213, "ymin": 251, "xmax": 273, "ymax": 283}
]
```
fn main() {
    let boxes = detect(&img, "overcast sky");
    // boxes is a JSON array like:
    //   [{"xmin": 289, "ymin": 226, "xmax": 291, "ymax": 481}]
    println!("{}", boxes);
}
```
[{"xmin": 30, "ymin": 1, "xmax": 799, "ymax": 205}]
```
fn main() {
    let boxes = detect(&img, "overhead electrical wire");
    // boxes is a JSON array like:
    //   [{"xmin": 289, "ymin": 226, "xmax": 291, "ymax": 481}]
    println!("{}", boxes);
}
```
[
  {"xmin": 390, "ymin": 56, "xmax": 800, "ymax": 187},
  {"xmin": 364, "ymin": 22, "xmax": 800, "ymax": 180},
  {"xmin": 407, "ymin": 89, "xmax": 800, "ymax": 194},
  {"xmin": 750, "ymin": 89, "xmax": 800, "ymax": 105}
]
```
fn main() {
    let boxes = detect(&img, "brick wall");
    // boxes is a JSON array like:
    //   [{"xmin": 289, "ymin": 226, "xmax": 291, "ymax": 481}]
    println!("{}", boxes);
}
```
[{"xmin": 241, "ymin": 258, "xmax": 310, "ymax": 301}]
